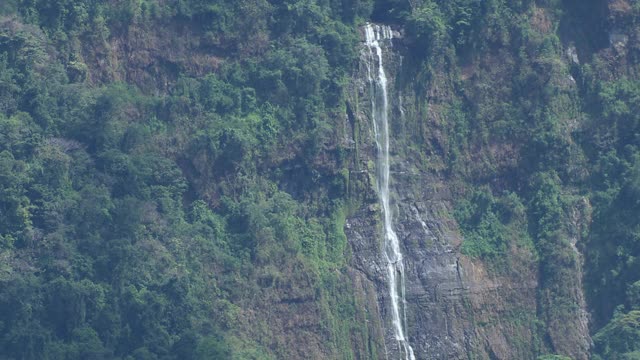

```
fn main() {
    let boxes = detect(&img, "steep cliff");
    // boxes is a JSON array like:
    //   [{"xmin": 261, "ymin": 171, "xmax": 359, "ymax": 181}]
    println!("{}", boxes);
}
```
[
  {"xmin": 345, "ymin": 7, "xmax": 594, "ymax": 359},
  {"xmin": 346, "ymin": 23, "xmax": 554, "ymax": 360},
  {"xmin": 2, "ymin": 1, "xmax": 640, "ymax": 360}
]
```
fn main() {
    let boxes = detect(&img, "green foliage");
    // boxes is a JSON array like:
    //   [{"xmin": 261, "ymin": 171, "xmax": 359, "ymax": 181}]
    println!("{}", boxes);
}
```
[
  {"xmin": 407, "ymin": 1, "xmax": 447, "ymax": 57},
  {"xmin": 582, "ymin": 76, "xmax": 640, "ymax": 341},
  {"xmin": 194, "ymin": 336, "xmax": 231, "ymax": 359},
  {"xmin": 0, "ymin": 0, "xmax": 363, "ymax": 358},
  {"xmin": 593, "ymin": 311, "xmax": 640, "ymax": 360},
  {"xmin": 0, "ymin": 0, "xmax": 18, "ymax": 15},
  {"xmin": 597, "ymin": 79, "xmax": 640, "ymax": 150},
  {"xmin": 411, "ymin": 1, "xmax": 616, "ymax": 357},
  {"xmin": 585, "ymin": 150, "xmax": 640, "ymax": 326},
  {"xmin": 2, "ymin": 0, "xmax": 639, "ymax": 359},
  {"xmin": 455, "ymin": 187, "xmax": 530, "ymax": 262},
  {"xmin": 537, "ymin": 355, "xmax": 571, "ymax": 360}
]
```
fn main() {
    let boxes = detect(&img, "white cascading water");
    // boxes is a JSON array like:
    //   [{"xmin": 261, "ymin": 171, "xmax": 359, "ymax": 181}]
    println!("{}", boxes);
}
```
[{"xmin": 363, "ymin": 23, "xmax": 416, "ymax": 360}]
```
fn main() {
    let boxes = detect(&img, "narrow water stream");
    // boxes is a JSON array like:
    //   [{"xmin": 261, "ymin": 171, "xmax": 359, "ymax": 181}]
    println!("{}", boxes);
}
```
[{"xmin": 363, "ymin": 23, "xmax": 416, "ymax": 360}]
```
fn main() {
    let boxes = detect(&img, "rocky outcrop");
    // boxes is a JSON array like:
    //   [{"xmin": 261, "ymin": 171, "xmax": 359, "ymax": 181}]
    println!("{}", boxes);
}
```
[{"xmin": 345, "ymin": 24, "xmax": 590, "ymax": 360}]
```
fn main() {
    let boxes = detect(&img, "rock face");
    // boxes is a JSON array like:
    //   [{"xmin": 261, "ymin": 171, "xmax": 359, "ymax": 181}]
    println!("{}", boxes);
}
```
[{"xmin": 345, "ymin": 24, "xmax": 590, "ymax": 360}]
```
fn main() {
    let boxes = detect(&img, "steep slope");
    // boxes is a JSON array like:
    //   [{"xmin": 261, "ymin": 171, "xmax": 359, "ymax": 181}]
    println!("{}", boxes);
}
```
[
  {"xmin": 0, "ymin": 2, "xmax": 381, "ymax": 359},
  {"xmin": 346, "ymin": 18, "xmax": 579, "ymax": 359},
  {"xmin": 1, "ymin": 1, "xmax": 640, "ymax": 360},
  {"xmin": 346, "ymin": 1, "xmax": 640, "ymax": 359}
]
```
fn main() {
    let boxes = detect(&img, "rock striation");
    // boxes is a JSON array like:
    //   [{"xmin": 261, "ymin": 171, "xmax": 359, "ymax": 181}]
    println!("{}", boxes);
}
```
[{"xmin": 345, "ymin": 23, "xmax": 590, "ymax": 360}]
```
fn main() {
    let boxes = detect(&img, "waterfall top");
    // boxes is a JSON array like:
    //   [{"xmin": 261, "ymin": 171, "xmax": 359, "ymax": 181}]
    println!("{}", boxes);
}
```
[{"xmin": 363, "ymin": 23, "xmax": 397, "ymax": 42}]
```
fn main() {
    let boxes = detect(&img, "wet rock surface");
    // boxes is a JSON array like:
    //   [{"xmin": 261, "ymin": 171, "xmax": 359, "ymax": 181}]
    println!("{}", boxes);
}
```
[{"xmin": 344, "ymin": 25, "xmax": 581, "ymax": 360}]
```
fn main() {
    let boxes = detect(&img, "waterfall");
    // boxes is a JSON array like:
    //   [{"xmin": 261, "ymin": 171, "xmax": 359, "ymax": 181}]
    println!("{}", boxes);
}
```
[{"xmin": 363, "ymin": 23, "xmax": 416, "ymax": 360}]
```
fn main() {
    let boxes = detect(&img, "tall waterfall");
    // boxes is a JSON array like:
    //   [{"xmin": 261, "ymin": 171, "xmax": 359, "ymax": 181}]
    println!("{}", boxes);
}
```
[{"xmin": 363, "ymin": 23, "xmax": 416, "ymax": 360}]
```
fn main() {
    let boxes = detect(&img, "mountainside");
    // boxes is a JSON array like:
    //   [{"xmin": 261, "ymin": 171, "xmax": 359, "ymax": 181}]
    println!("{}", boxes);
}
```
[{"xmin": 1, "ymin": 1, "xmax": 640, "ymax": 359}]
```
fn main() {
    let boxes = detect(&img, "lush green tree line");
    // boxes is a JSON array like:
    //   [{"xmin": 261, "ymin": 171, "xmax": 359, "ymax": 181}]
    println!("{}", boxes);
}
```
[
  {"xmin": 0, "ymin": 0, "xmax": 373, "ymax": 358},
  {"xmin": 1, "ymin": 0, "xmax": 640, "ymax": 359},
  {"xmin": 390, "ymin": 0, "xmax": 640, "ymax": 358}
]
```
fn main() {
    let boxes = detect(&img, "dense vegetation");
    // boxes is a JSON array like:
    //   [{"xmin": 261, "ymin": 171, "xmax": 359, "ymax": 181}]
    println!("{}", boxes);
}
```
[
  {"xmin": 0, "ymin": 0, "xmax": 372, "ymax": 358},
  {"xmin": 381, "ymin": 0, "xmax": 640, "ymax": 358},
  {"xmin": 1, "ymin": 0, "xmax": 639, "ymax": 359},
  {"xmin": 404, "ymin": 0, "xmax": 640, "ymax": 358}
]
